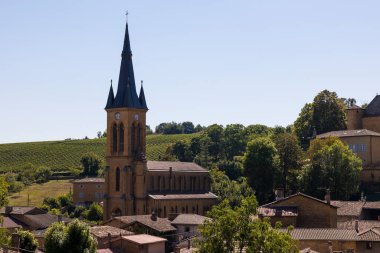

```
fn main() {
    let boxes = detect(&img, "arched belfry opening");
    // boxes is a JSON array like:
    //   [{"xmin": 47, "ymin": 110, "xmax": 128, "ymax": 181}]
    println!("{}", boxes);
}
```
[
  {"xmin": 116, "ymin": 167, "xmax": 120, "ymax": 192},
  {"xmin": 119, "ymin": 123, "xmax": 124, "ymax": 153},
  {"xmin": 112, "ymin": 123, "xmax": 118, "ymax": 154}
]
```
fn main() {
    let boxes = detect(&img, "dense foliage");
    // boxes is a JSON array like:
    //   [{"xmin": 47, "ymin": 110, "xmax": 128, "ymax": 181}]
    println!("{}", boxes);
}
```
[
  {"xmin": 155, "ymin": 121, "xmax": 204, "ymax": 134},
  {"xmin": 80, "ymin": 153, "xmax": 103, "ymax": 177},
  {"xmin": 44, "ymin": 219, "xmax": 97, "ymax": 253},
  {"xmin": 300, "ymin": 137, "xmax": 362, "ymax": 200},
  {"xmin": 294, "ymin": 90, "xmax": 347, "ymax": 148},
  {"xmin": 17, "ymin": 230, "xmax": 38, "ymax": 253},
  {"xmin": 197, "ymin": 196, "xmax": 297, "ymax": 253}
]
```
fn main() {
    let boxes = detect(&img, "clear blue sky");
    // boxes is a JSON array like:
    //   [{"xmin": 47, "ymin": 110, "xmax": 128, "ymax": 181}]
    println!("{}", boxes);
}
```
[{"xmin": 1, "ymin": 1, "xmax": 380, "ymax": 143}]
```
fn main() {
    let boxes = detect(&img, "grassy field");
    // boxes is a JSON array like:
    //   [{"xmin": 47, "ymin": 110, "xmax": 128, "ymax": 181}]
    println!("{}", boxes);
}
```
[
  {"xmin": 0, "ymin": 133, "xmax": 199, "ymax": 172},
  {"xmin": 8, "ymin": 180, "xmax": 72, "ymax": 206}
]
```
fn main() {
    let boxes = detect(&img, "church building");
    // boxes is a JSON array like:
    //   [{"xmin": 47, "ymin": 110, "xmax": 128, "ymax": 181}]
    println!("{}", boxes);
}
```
[{"xmin": 103, "ymin": 21, "xmax": 218, "ymax": 220}]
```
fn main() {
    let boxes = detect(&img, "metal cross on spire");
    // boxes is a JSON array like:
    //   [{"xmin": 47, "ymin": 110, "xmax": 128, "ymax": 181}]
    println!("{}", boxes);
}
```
[{"xmin": 126, "ymin": 11, "xmax": 129, "ymax": 23}]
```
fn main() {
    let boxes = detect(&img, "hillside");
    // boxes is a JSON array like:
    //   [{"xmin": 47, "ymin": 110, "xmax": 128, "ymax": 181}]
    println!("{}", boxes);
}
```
[{"xmin": 0, "ymin": 134, "xmax": 199, "ymax": 172}]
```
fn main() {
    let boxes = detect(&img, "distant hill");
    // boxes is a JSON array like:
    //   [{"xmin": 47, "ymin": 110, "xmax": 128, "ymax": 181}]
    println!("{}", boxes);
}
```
[{"xmin": 0, "ymin": 134, "xmax": 199, "ymax": 172}]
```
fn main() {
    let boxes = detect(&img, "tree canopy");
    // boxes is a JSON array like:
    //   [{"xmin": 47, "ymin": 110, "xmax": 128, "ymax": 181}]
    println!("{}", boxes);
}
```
[
  {"xmin": 197, "ymin": 197, "xmax": 297, "ymax": 253},
  {"xmin": 300, "ymin": 137, "xmax": 362, "ymax": 200},
  {"xmin": 294, "ymin": 90, "xmax": 347, "ymax": 148},
  {"xmin": 243, "ymin": 137, "xmax": 278, "ymax": 204},
  {"xmin": 45, "ymin": 219, "xmax": 97, "ymax": 253}
]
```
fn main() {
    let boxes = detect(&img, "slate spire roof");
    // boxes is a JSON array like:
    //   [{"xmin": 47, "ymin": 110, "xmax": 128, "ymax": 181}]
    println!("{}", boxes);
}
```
[
  {"xmin": 364, "ymin": 95, "xmax": 380, "ymax": 117},
  {"xmin": 106, "ymin": 21, "xmax": 147, "ymax": 110},
  {"xmin": 139, "ymin": 81, "xmax": 148, "ymax": 110},
  {"xmin": 105, "ymin": 81, "xmax": 115, "ymax": 109}
]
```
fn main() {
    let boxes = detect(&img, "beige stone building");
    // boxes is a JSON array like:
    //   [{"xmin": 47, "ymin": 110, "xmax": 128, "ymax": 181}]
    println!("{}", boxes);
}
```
[
  {"xmin": 258, "ymin": 192, "xmax": 338, "ymax": 228},
  {"xmin": 318, "ymin": 95, "xmax": 380, "ymax": 168},
  {"xmin": 72, "ymin": 178, "xmax": 105, "ymax": 206},
  {"xmin": 102, "ymin": 21, "xmax": 217, "ymax": 220}
]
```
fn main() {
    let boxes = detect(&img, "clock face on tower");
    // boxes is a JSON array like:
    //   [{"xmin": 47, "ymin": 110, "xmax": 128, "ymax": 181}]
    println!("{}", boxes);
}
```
[{"xmin": 115, "ymin": 112, "xmax": 121, "ymax": 120}]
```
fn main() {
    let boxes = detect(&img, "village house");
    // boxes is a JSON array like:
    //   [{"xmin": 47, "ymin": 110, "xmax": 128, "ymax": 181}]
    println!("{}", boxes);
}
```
[
  {"xmin": 72, "ymin": 177, "xmax": 105, "ymax": 206},
  {"xmin": 258, "ymin": 192, "xmax": 337, "ymax": 228}
]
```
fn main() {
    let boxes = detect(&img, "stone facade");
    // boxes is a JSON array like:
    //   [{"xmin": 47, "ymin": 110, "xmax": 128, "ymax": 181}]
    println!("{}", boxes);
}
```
[
  {"xmin": 103, "ymin": 21, "xmax": 218, "ymax": 220},
  {"xmin": 259, "ymin": 193, "xmax": 337, "ymax": 228},
  {"xmin": 72, "ymin": 178, "xmax": 104, "ymax": 205}
]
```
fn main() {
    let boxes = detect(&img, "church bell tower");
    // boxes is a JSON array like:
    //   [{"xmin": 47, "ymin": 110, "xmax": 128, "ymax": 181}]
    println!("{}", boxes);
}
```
[{"xmin": 103, "ymin": 20, "xmax": 148, "ymax": 220}]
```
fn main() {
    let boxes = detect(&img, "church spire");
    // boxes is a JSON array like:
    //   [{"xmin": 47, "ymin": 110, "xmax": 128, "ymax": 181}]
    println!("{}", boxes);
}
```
[
  {"xmin": 105, "ymin": 80, "xmax": 115, "ymax": 109},
  {"xmin": 139, "ymin": 80, "xmax": 148, "ymax": 110},
  {"xmin": 111, "ymin": 20, "xmax": 143, "ymax": 109}
]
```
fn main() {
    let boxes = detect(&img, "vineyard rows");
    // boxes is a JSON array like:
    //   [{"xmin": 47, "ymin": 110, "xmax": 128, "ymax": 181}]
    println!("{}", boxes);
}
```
[{"xmin": 0, "ymin": 134, "xmax": 199, "ymax": 172}]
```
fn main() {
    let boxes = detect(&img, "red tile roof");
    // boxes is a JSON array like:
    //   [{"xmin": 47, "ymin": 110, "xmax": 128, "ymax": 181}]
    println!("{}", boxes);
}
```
[
  {"xmin": 147, "ymin": 161, "xmax": 208, "ymax": 172},
  {"xmin": 90, "ymin": 225, "xmax": 134, "ymax": 239},
  {"xmin": 330, "ymin": 201, "xmax": 365, "ymax": 217},
  {"xmin": 285, "ymin": 228, "xmax": 380, "ymax": 241},
  {"xmin": 0, "ymin": 217, "xmax": 22, "ymax": 229},
  {"xmin": 171, "ymin": 214, "xmax": 210, "ymax": 225},
  {"xmin": 148, "ymin": 192, "xmax": 217, "ymax": 200},
  {"xmin": 261, "ymin": 192, "xmax": 336, "ymax": 209},
  {"xmin": 110, "ymin": 215, "xmax": 176, "ymax": 233},
  {"xmin": 122, "ymin": 234, "xmax": 166, "ymax": 245},
  {"xmin": 317, "ymin": 129, "xmax": 380, "ymax": 138},
  {"xmin": 74, "ymin": 178, "xmax": 105, "ymax": 183}
]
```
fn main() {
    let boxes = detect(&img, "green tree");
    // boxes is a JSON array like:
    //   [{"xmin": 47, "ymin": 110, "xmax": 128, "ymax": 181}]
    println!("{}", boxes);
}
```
[
  {"xmin": 44, "ymin": 222, "xmax": 67, "ymax": 253},
  {"xmin": 294, "ymin": 90, "xmax": 347, "ymax": 148},
  {"xmin": 169, "ymin": 141, "xmax": 194, "ymax": 162},
  {"xmin": 205, "ymin": 124, "xmax": 224, "ymax": 161},
  {"xmin": 243, "ymin": 137, "xmax": 278, "ymax": 204},
  {"xmin": 17, "ymin": 230, "xmax": 38, "ymax": 253},
  {"xmin": 210, "ymin": 169, "xmax": 254, "ymax": 208},
  {"xmin": 223, "ymin": 124, "xmax": 246, "ymax": 160},
  {"xmin": 272, "ymin": 133, "xmax": 303, "ymax": 193},
  {"xmin": 301, "ymin": 137, "xmax": 362, "ymax": 200},
  {"xmin": 182, "ymin": 121, "xmax": 195, "ymax": 134},
  {"xmin": 247, "ymin": 220, "xmax": 296, "ymax": 253},
  {"xmin": 197, "ymin": 196, "xmax": 297, "ymax": 253},
  {"xmin": 80, "ymin": 153, "xmax": 103, "ymax": 177},
  {"xmin": 45, "ymin": 220, "xmax": 97, "ymax": 253},
  {"xmin": 243, "ymin": 124, "xmax": 273, "ymax": 138},
  {"xmin": 0, "ymin": 177, "xmax": 9, "ymax": 207},
  {"xmin": 43, "ymin": 197, "xmax": 60, "ymax": 210},
  {"xmin": 85, "ymin": 203, "xmax": 103, "ymax": 221},
  {"xmin": 34, "ymin": 166, "xmax": 52, "ymax": 183}
]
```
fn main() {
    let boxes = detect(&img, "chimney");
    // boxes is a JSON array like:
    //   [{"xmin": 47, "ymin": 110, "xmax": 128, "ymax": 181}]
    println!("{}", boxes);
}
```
[
  {"xmin": 355, "ymin": 220, "xmax": 359, "ymax": 232},
  {"xmin": 108, "ymin": 233, "xmax": 112, "ymax": 248},
  {"xmin": 151, "ymin": 211, "xmax": 157, "ymax": 221},
  {"xmin": 5, "ymin": 206, "xmax": 12, "ymax": 215},
  {"xmin": 275, "ymin": 188, "xmax": 284, "ymax": 200},
  {"xmin": 328, "ymin": 240, "xmax": 333, "ymax": 253},
  {"xmin": 325, "ymin": 189, "xmax": 331, "ymax": 205}
]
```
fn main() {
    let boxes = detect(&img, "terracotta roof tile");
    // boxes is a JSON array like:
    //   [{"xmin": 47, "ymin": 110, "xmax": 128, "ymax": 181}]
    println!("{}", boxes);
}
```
[
  {"xmin": 112, "ymin": 215, "xmax": 176, "ymax": 233},
  {"xmin": 0, "ymin": 217, "xmax": 22, "ymax": 229},
  {"xmin": 148, "ymin": 193, "xmax": 217, "ymax": 200},
  {"xmin": 363, "ymin": 201, "xmax": 380, "ymax": 209},
  {"xmin": 147, "ymin": 161, "xmax": 208, "ymax": 172},
  {"xmin": 330, "ymin": 201, "xmax": 365, "ymax": 217},
  {"xmin": 338, "ymin": 220, "xmax": 380, "ymax": 231},
  {"xmin": 171, "ymin": 214, "xmax": 210, "ymax": 225},
  {"xmin": 261, "ymin": 192, "xmax": 336, "ymax": 209},
  {"xmin": 317, "ymin": 129, "xmax": 380, "ymax": 138},
  {"xmin": 90, "ymin": 225, "xmax": 134, "ymax": 239},
  {"xmin": 74, "ymin": 178, "xmax": 105, "ymax": 183},
  {"xmin": 122, "ymin": 234, "xmax": 166, "ymax": 245},
  {"xmin": 284, "ymin": 228, "xmax": 380, "ymax": 241}
]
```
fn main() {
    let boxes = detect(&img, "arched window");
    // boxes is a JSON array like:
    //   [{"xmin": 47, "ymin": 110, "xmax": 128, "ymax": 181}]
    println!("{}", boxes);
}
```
[
  {"xmin": 131, "ymin": 124, "xmax": 136, "ymax": 153},
  {"xmin": 119, "ymin": 123, "xmax": 124, "ymax": 153},
  {"xmin": 116, "ymin": 167, "xmax": 120, "ymax": 192},
  {"xmin": 112, "ymin": 123, "xmax": 118, "ymax": 153},
  {"xmin": 137, "ymin": 124, "xmax": 141, "ymax": 147},
  {"xmin": 112, "ymin": 208, "xmax": 122, "ymax": 217}
]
